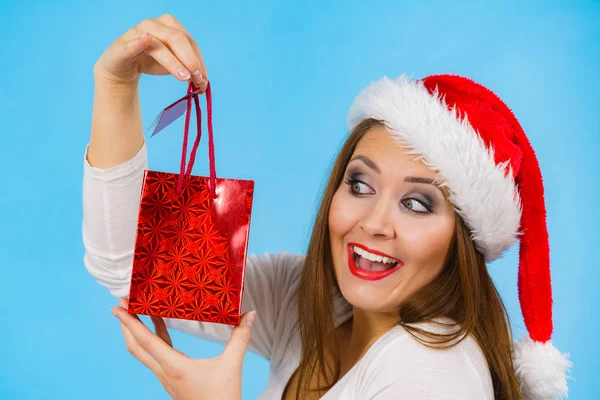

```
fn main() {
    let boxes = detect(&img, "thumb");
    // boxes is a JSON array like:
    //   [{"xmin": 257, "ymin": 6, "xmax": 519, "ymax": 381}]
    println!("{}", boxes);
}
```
[
  {"xmin": 122, "ymin": 32, "xmax": 153, "ymax": 60},
  {"xmin": 222, "ymin": 311, "xmax": 256, "ymax": 364}
]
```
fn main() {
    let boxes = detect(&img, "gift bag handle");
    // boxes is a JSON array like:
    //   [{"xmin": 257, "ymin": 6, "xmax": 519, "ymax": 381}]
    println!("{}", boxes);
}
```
[{"xmin": 177, "ymin": 81, "xmax": 217, "ymax": 198}]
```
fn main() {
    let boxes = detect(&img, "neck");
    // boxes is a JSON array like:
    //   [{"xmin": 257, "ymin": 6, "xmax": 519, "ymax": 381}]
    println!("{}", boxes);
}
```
[{"xmin": 337, "ymin": 307, "xmax": 399, "ymax": 372}]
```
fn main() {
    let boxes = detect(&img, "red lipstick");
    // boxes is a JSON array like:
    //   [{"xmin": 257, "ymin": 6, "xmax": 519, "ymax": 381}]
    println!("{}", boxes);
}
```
[{"xmin": 347, "ymin": 243, "xmax": 403, "ymax": 281}]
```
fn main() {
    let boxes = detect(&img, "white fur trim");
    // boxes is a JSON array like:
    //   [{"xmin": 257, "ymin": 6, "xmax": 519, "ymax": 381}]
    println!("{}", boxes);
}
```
[
  {"xmin": 347, "ymin": 75, "xmax": 522, "ymax": 261},
  {"xmin": 513, "ymin": 335, "xmax": 573, "ymax": 399}
]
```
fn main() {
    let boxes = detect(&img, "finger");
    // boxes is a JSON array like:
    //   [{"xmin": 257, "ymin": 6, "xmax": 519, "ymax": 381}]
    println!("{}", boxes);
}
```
[
  {"xmin": 151, "ymin": 316, "xmax": 173, "ymax": 347},
  {"xmin": 155, "ymin": 14, "xmax": 208, "ymax": 85},
  {"xmin": 140, "ymin": 37, "xmax": 192, "ymax": 82},
  {"xmin": 122, "ymin": 31, "xmax": 153, "ymax": 60},
  {"xmin": 119, "ymin": 298, "xmax": 159, "ymax": 334},
  {"xmin": 112, "ymin": 306, "xmax": 185, "ymax": 368},
  {"xmin": 222, "ymin": 311, "xmax": 256, "ymax": 364},
  {"xmin": 119, "ymin": 297, "xmax": 129, "ymax": 309},
  {"xmin": 120, "ymin": 323, "xmax": 176, "ymax": 396},
  {"xmin": 120, "ymin": 321, "xmax": 163, "ymax": 375},
  {"xmin": 119, "ymin": 298, "xmax": 138, "ymax": 319},
  {"xmin": 135, "ymin": 18, "xmax": 204, "ymax": 86}
]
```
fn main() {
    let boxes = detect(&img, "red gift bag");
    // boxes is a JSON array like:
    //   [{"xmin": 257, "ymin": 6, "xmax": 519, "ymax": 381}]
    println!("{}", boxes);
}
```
[{"xmin": 127, "ymin": 82, "xmax": 254, "ymax": 325}]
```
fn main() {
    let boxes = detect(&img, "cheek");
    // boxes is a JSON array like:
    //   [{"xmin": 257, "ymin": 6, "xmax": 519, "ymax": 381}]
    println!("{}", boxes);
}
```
[
  {"xmin": 328, "ymin": 188, "xmax": 361, "ymax": 238},
  {"xmin": 398, "ymin": 216, "xmax": 454, "ymax": 269}
]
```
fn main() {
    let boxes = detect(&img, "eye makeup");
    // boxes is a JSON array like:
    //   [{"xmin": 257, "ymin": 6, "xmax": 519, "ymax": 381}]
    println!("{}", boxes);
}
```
[
  {"xmin": 401, "ymin": 194, "xmax": 435, "ymax": 215},
  {"xmin": 342, "ymin": 164, "xmax": 444, "ymax": 214},
  {"xmin": 344, "ymin": 174, "xmax": 373, "ymax": 196},
  {"xmin": 344, "ymin": 165, "xmax": 368, "ymax": 181},
  {"xmin": 407, "ymin": 191, "xmax": 436, "ymax": 209}
]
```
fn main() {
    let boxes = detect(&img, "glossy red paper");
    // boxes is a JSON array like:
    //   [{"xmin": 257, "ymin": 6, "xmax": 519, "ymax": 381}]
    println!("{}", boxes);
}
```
[{"xmin": 129, "ymin": 172, "xmax": 254, "ymax": 325}]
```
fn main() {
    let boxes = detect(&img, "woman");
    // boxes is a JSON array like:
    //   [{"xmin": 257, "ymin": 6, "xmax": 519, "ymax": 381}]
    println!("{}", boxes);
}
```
[{"xmin": 83, "ymin": 14, "xmax": 571, "ymax": 400}]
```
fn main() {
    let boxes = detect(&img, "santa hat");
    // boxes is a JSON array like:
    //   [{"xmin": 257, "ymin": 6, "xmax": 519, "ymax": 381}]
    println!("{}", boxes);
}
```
[{"xmin": 347, "ymin": 74, "xmax": 572, "ymax": 399}]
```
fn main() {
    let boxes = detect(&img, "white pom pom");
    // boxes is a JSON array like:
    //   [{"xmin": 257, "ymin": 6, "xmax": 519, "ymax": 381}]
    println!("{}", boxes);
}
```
[{"xmin": 513, "ymin": 335, "xmax": 573, "ymax": 399}]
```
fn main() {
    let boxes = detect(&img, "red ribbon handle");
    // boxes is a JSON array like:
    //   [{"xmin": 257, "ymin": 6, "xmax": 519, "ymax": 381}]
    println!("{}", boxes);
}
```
[
  {"xmin": 146, "ymin": 81, "xmax": 217, "ymax": 198},
  {"xmin": 177, "ymin": 82, "xmax": 217, "ymax": 197}
]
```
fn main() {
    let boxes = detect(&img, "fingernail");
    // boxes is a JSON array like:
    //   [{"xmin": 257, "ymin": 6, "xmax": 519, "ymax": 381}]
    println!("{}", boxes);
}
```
[
  {"xmin": 177, "ymin": 68, "xmax": 191, "ymax": 80},
  {"xmin": 246, "ymin": 311, "xmax": 256, "ymax": 327},
  {"xmin": 191, "ymin": 69, "xmax": 203, "ymax": 82},
  {"xmin": 111, "ymin": 307, "xmax": 120, "ymax": 317},
  {"xmin": 197, "ymin": 79, "xmax": 208, "ymax": 91},
  {"xmin": 119, "ymin": 298, "xmax": 128, "ymax": 308},
  {"xmin": 138, "ymin": 32, "xmax": 150, "ymax": 42}
]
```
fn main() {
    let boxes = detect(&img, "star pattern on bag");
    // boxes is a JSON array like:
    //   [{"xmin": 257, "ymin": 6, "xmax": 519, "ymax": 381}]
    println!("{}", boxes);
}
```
[{"xmin": 129, "ymin": 170, "xmax": 254, "ymax": 325}]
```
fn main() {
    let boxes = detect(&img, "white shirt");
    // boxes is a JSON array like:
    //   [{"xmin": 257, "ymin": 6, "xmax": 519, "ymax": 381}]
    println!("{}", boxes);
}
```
[{"xmin": 82, "ymin": 141, "xmax": 494, "ymax": 399}]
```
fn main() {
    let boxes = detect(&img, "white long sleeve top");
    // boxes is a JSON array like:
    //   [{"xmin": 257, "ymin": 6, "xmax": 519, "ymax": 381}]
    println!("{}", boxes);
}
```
[{"xmin": 82, "ymin": 141, "xmax": 494, "ymax": 399}]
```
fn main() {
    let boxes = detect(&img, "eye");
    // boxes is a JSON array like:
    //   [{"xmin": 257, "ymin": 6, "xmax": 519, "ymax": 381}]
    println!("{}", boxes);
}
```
[
  {"xmin": 401, "ymin": 198, "xmax": 431, "ymax": 214},
  {"xmin": 344, "ymin": 178, "xmax": 374, "ymax": 196}
]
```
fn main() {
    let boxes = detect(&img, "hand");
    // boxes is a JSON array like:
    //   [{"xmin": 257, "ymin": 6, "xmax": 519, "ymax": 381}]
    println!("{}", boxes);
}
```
[
  {"xmin": 112, "ymin": 298, "xmax": 256, "ymax": 400},
  {"xmin": 94, "ymin": 14, "xmax": 208, "ymax": 91}
]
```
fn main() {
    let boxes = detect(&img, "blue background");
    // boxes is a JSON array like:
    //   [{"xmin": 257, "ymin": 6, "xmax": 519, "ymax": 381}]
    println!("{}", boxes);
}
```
[{"xmin": 1, "ymin": 0, "xmax": 598, "ymax": 398}]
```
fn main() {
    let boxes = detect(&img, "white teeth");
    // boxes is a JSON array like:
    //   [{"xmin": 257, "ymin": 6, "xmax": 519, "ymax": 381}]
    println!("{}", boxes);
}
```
[{"xmin": 353, "ymin": 246, "xmax": 398, "ymax": 264}]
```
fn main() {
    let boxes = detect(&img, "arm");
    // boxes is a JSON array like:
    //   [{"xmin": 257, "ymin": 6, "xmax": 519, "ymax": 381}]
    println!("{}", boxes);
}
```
[
  {"xmin": 87, "ymin": 13, "xmax": 208, "ymax": 169},
  {"xmin": 82, "ymin": 140, "xmax": 147, "ymax": 298},
  {"xmin": 82, "ymin": 141, "xmax": 304, "ymax": 360},
  {"xmin": 86, "ymin": 71, "xmax": 145, "ymax": 169},
  {"xmin": 85, "ymin": 14, "xmax": 301, "ymax": 363}
]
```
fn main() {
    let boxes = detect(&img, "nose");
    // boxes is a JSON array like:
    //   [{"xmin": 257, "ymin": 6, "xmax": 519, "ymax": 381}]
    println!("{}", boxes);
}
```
[{"xmin": 360, "ymin": 197, "xmax": 395, "ymax": 238}]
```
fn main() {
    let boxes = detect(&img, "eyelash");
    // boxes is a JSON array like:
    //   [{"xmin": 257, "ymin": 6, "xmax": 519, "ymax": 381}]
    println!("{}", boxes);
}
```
[{"xmin": 343, "ymin": 177, "xmax": 433, "ymax": 215}]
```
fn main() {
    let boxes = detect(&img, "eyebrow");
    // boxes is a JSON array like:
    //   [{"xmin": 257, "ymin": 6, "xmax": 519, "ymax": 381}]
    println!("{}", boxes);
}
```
[
  {"xmin": 350, "ymin": 155, "xmax": 381, "ymax": 173},
  {"xmin": 404, "ymin": 176, "xmax": 438, "ymax": 185},
  {"xmin": 349, "ymin": 155, "xmax": 442, "ymax": 188}
]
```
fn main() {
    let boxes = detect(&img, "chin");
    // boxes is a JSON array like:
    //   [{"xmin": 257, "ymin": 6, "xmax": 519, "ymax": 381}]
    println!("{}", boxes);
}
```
[
  {"xmin": 337, "ymin": 283, "xmax": 401, "ymax": 314},
  {"xmin": 333, "ymin": 243, "xmax": 406, "ymax": 314}
]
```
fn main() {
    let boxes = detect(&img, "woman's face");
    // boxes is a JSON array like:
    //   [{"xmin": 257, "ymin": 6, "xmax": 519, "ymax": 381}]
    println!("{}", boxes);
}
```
[{"xmin": 329, "ymin": 125, "xmax": 456, "ymax": 314}]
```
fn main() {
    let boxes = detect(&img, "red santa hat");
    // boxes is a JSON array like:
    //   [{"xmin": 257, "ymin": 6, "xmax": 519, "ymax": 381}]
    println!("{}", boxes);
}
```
[{"xmin": 347, "ymin": 74, "xmax": 572, "ymax": 399}]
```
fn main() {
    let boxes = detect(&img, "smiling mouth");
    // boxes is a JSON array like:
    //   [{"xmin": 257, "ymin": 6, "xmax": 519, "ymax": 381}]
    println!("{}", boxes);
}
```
[{"xmin": 347, "ymin": 243, "xmax": 403, "ymax": 281}]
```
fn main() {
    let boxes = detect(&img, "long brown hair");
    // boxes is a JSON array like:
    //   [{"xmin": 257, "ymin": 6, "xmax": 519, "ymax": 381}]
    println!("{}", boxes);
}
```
[{"xmin": 289, "ymin": 118, "xmax": 523, "ymax": 399}]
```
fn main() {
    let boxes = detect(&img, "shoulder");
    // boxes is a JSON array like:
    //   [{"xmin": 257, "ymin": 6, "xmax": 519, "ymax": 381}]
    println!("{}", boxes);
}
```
[
  {"xmin": 356, "ymin": 319, "xmax": 494, "ymax": 399},
  {"xmin": 247, "ymin": 251, "xmax": 305, "ymax": 268},
  {"xmin": 244, "ymin": 252, "xmax": 306, "ymax": 314},
  {"xmin": 247, "ymin": 251, "xmax": 305, "ymax": 285}
]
